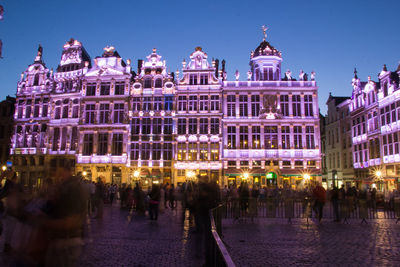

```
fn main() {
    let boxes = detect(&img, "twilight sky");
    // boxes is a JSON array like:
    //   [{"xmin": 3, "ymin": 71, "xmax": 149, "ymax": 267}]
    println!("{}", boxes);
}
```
[{"xmin": 0, "ymin": 0, "xmax": 399, "ymax": 114}]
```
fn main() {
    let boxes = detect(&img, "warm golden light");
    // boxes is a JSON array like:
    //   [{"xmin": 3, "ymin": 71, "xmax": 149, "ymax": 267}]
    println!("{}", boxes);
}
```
[
  {"xmin": 82, "ymin": 171, "xmax": 87, "ymax": 176},
  {"xmin": 134, "ymin": 170, "xmax": 140, "ymax": 178},
  {"xmin": 243, "ymin": 172, "xmax": 249, "ymax": 179},
  {"xmin": 186, "ymin": 170, "xmax": 196, "ymax": 179},
  {"xmin": 375, "ymin": 170, "xmax": 382, "ymax": 179},
  {"xmin": 1, "ymin": 165, "xmax": 6, "ymax": 171},
  {"xmin": 303, "ymin": 173, "xmax": 311, "ymax": 180}
]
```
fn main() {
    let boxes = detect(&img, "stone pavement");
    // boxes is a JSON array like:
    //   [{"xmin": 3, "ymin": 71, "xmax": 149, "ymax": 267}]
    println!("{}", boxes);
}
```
[{"xmin": 222, "ymin": 218, "xmax": 400, "ymax": 267}]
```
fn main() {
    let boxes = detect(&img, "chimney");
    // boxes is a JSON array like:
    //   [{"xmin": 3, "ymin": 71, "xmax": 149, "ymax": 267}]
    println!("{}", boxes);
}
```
[
  {"xmin": 137, "ymin": 59, "xmax": 143, "ymax": 75},
  {"xmin": 215, "ymin": 59, "xmax": 219, "ymax": 77}
]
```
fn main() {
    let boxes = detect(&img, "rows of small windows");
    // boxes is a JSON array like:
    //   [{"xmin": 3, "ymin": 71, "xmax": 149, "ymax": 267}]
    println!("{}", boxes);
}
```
[
  {"xmin": 17, "ymin": 98, "xmax": 49, "ymax": 119},
  {"xmin": 177, "ymin": 118, "xmax": 220, "ymax": 135},
  {"xmin": 327, "ymin": 152, "xmax": 352, "ymax": 170},
  {"xmin": 82, "ymin": 133, "xmax": 124, "ymax": 156},
  {"xmin": 130, "ymin": 143, "xmax": 173, "ymax": 160},
  {"xmin": 177, "ymin": 95, "xmax": 220, "ymax": 112},
  {"xmin": 254, "ymin": 67, "xmax": 279, "ymax": 81},
  {"xmin": 352, "ymin": 116, "xmax": 366, "ymax": 137},
  {"xmin": 84, "ymin": 103, "xmax": 126, "ymax": 124},
  {"xmin": 86, "ymin": 82, "xmax": 126, "ymax": 96},
  {"xmin": 227, "ymin": 160, "xmax": 316, "ymax": 168},
  {"xmin": 143, "ymin": 77, "xmax": 163, "ymax": 88},
  {"xmin": 380, "ymin": 102, "xmax": 400, "ymax": 126},
  {"xmin": 15, "ymin": 124, "xmax": 47, "ymax": 148},
  {"xmin": 52, "ymin": 127, "xmax": 78, "ymax": 151},
  {"xmin": 177, "ymin": 143, "xmax": 219, "ymax": 161},
  {"xmin": 131, "ymin": 118, "xmax": 173, "ymax": 137},
  {"xmin": 353, "ymin": 142, "xmax": 368, "ymax": 164},
  {"xmin": 54, "ymin": 99, "xmax": 80, "ymax": 119},
  {"xmin": 132, "ymin": 96, "xmax": 173, "ymax": 111},
  {"xmin": 226, "ymin": 125, "xmax": 315, "ymax": 149},
  {"xmin": 58, "ymin": 64, "xmax": 81, "ymax": 73},
  {"xmin": 382, "ymin": 133, "xmax": 399, "ymax": 156},
  {"xmin": 369, "ymin": 138, "xmax": 381, "ymax": 159},
  {"xmin": 189, "ymin": 74, "xmax": 209, "ymax": 85},
  {"xmin": 225, "ymin": 94, "xmax": 314, "ymax": 117}
]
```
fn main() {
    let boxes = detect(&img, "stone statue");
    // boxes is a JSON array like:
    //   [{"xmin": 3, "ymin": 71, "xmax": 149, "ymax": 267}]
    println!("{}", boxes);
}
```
[
  {"xmin": 247, "ymin": 70, "xmax": 252, "ymax": 81},
  {"xmin": 311, "ymin": 71, "xmax": 316, "ymax": 81},
  {"xmin": 299, "ymin": 70, "xmax": 305, "ymax": 81},
  {"xmin": 235, "ymin": 70, "xmax": 240, "ymax": 81}
]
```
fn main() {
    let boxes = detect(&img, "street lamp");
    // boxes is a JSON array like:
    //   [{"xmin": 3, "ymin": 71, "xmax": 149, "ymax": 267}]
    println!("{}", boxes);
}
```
[
  {"xmin": 82, "ymin": 171, "xmax": 87, "ymax": 177},
  {"xmin": 1, "ymin": 165, "xmax": 6, "ymax": 172},
  {"xmin": 186, "ymin": 170, "xmax": 195, "ymax": 181},
  {"xmin": 303, "ymin": 173, "xmax": 311, "ymax": 188},
  {"xmin": 375, "ymin": 170, "xmax": 382, "ymax": 179},
  {"xmin": 243, "ymin": 172, "xmax": 249, "ymax": 180}
]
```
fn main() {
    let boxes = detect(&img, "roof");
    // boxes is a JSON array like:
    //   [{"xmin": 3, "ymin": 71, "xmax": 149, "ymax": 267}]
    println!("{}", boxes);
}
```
[
  {"xmin": 252, "ymin": 40, "xmax": 281, "ymax": 58},
  {"xmin": 327, "ymin": 95, "xmax": 350, "ymax": 106}
]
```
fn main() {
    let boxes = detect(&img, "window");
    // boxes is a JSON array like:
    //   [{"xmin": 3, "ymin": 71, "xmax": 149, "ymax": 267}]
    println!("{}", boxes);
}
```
[
  {"xmin": 304, "ymin": 95, "xmax": 313, "ymax": 116},
  {"xmin": 132, "ymin": 97, "xmax": 141, "ymax": 111},
  {"xmin": 211, "ymin": 143, "xmax": 219, "ymax": 161},
  {"xmin": 99, "ymin": 104, "xmax": 110, "ymax": 124},
  {"xmin": 200, "ymin": 142, "xmax": 208, "ymax": 161},
  {"xmin": 177, "ymin": 143, "xmax": 186, "ymax": 161},
  {"xmin": 131, "ymin": 143, "xmax": 139, "ymax": 160},
  {"xmin": 33, "ymin": 74, "xmax": 39, "ymax": 86},
  {"xmin": 280, "ymin": 95, "xmax": 289, "ymax": 116},
  {"xmin": 292, "ymin": 95, "xmax": 301, "ymax": 117},
  {"xmin": 252, "ymin": 126, "xmax": 260, "ymax": 148},
  {"xmin": 131, "ymin": 118, "xmax": 141, "ymax": 135},
  {"xmin": 34, "ymin": 99, "xmax": 40, "ymax": 117},
  {"xmin": 294, "ymin": 126, "xmax": 303, "ymax": 149},
  {"xmin": 154, "ymin": 97, "xmax": 162, "ymax": 111},
  {"xmin": 163, "ymin": 143, "xmax": 172, "ymax": 160},
  {"xmin": 189, "ymin": 74, "xmax": 198, "ymax": 85},
  {"xmin": 53, "ymin": 128, "xmax": 60, "ymax": 151},
  {"xmin": 306, "ymin": 126, "xmax": 315, "ymax": 149},
  {"xmin": 251, "ymin": 95, "xmax": 260, "ymax": 117},
  {"xmin": 200, "ymin": 118, "xmax": 208, "ymax": 134},
  {"xmin": 228, "ymin": 126, "xmax": 236, "ymax": 149},
  {"xmin": 60, "ymin": 127, "xmax": 67, "ymax": 150},
  {"xmin": 111, "ymin": 133, "xmax": 123, "ymax": 155},
  {"xmin": 188, "ymin": 143, "xmax": 197, "ymax": 160},
  {"xmin": 178, "ymin": 96, "xmax": 187, "ymax": 111},
  {"xmin": 83, "ymin": 133, "xmax": 94, "ymax": 155},
  {"xmin": 113, "ymin": 103, "xmax": 124, "ymax": 123},
  {"xmin": 200, "ymin": 74, "xmax": 208, "ymax": 85},
  {"xmin": 152, "ymin": 143, "xmax": 161, "ymax": 160},
  {"xmin": 189, "ymin": 96, "xmax": 198, "ymax": 111},
  {"xmin": 153, "ymin": 118, "xmax": 162, "ymax": 135},
  {"xmin": 210, "ymin": 95, "xmax": 219, "ymax": 111},
  {"xmin": 210, "ymin": 118, "xmax": 219, "ymax": 134},
  {"xmin": 189, "ymin": 118, "xmax": 197, "ymax": 134},
  {"xmin": 239, "ymin": 95, "xmax": 248, "ymax": 117},
  {"xmin": 165, "ymin": 96, "xmax": 173, "ymax": 111},
  {"xmin": 142, "ymin": 118, "xmax": 151, "ymax": 135},
  {"xmin": 164, "ymin": 118, "xmax": 173, "ymax": 135},
  {"xmin": 100, "ymin": 83, "xmax": 110, "ymax": 95},
  {"xmin": 54, "ymin": 105, "xmax": 61, "ymax": 119},
  {"xmin": 142, "ymin": 143, "xmax": 151, "ymax": 160},
  {"xmin": 85, "ymin": 104, "xmax": 96, "ymax": 124},
  {"xmin": 72, "ymin": 104, "xmax": 79, "ymax": 118},
  {"xmin": 281, "ymin": 126, "xmax": 290, "ymax": 149},
  {"xmin": 18, "ymin": 103, "xmax": 23, "ymax": 119},
  {"xmin": 227, "ymin": 95, "xmax": 236, "ymax": 117},
  {"xmin": 70, "ymin": 127, "xmax": 77, "ymax": 151},
  {"xmin": 155, "ymin": 78, "xmax": 162, "ymax": 88},
  {"xmin": 199, "ymin": 95, "xmax": 208, "ymax": 111},
  {"xmin": 178, "ymin": 119, "xmax": 186, "ymax": 134},
  {"xmin": 115, "ymin": 82, "xmax": 125, "ymax": 95},
  {"xmin": 264, "ymin": 126, "xmax": 278, "ymax": 149},
  {"xmin": 25, "ymin": 105, "xmax": 32, "ymax": 119},
  {"xmin": 240, "ymin": 126, "xmax": 248, "ymax": 149},
  {"xmin": 144, "ymin": 78, "xmax": 152, "ymax": 88},
  {"xmin": 143, "ymin": 97, "xmax": 152, "ymax": 111},
  {"xmin": 98, "ymin": 133, "xmax": 108, "ymax": 155}
]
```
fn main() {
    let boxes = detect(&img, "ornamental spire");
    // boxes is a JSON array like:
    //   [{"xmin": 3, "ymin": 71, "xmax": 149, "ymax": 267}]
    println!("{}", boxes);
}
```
[
  {"xmin": 34, "ymin": 44, "xmax": 43, "ymax": 63},
  {"xmin": 261, "ymin": 25, "xmax": 268, "ymax": 41},
  {"xmin": 354, "ymin": 68, "xmax": 358, "ymax": 79}
]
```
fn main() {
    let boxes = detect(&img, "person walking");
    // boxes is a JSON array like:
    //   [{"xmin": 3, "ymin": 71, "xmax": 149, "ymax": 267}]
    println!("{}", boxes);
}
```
[
  {"xmin": 331, "ymin": 186, "xmax": 340, "ymax": 222},
  {"xmin": 148, "ymin": 185, "xmax": 161, "ymax": 220},
  {"xmin": 312, "ymin": 183, "xmax": 327, "ymax": 222},
  {"xmin": 169, "ymin": 184, "xmax": 176, "ymax": 210}
]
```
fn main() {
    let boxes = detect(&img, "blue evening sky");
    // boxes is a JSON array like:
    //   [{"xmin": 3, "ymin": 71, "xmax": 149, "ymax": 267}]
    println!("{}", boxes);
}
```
[{"xmin": 0, "ymin": 0, "xmax": 399, "ymax": 114}]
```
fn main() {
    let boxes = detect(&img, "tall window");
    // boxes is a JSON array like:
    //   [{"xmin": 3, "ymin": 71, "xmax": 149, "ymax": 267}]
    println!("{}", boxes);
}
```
[
  {"xmin": 70, "ymin": 127, "xmax": 78, "ymax": 151},
  {"xmin": 142, "ymin": 143, "xmax": 151, "ymax": 160},
  {"xmin": 200, "ymin": 118, "xmax": 208, "ymax": 134},
  {"xmin": 199, "ymin": 95, "xmax": 208, "ymax": 111},
  {"xmin": 304, "ymin": 95, "xmax": 314, "ymax": 117},
  {"xmin": 200, "ymin": 142, "xmax": 208, "ymax": 161},
  {"xmin": 227, "ymin": 126, "xmax": 236, "ymax": 149},
  {"xmin": 142, "ymin": 118, "xmax": 151, "ymax": 135},
  {"xmin": 115, "ymin": 82, "xmax": 125, "ymax": 95},
  {"xmin": 53, "ymin": 128, "xmax": 60, "ymax": 150},
  {"xmin": 85, "ymin": 104, "xmax": 96, "ymax": 124},
  {"xmin": 292, "ymin": 95, "xmax": 301, "ymax": 117},
  {"xmin": 294, "ymin": 126, "xmax": 303, "ymax": 149},
  {"xmin": 239, "ymin": 95, "xmax": 248, "ymax": 117},
  {"xmin": 98, "ymin": 133, "xmax": 108, "ymax": 155},
  {"xmin": 178, "ymin": 119, "xmax": 186, "ymax": 134},
  {"xmin": 33, "ymin": 74, "xmax": 39, "ymax": 86},
  {"xmin": 189, "ymin": 96, "xmax": 197, "ymax": 111},
  {"xmin": 164, "ymin": 118, "xmax": 173, "ymax": 135},
  {"xmin": 281, "ymin": 126, "xmax": 290, "ymax": 149},
  {"xmin": 100, "ymin": 83, "xmax": 110, "ymax": 95},
  {"xmin": 152, "ymin": 143, "xmax": 162, "ymax": 160},
  {"xmin": 72, "ymin": 103, "xmax": 79, "ymax": 118},
  {"xmin": 188, "ymin": 143, "xmax": 197, "ymax": 160},
  {"xmin": 131, "ymin": 143, "xmax": 139, "ymax": 160},
  {"xmin": 112, "ymin": 133, "xmax": 123, "ymax": 155},
  {"xmin": 211, "ymin": 143, "xmax": 219, "ymax": 161},
  {"xmin": 131, "ymin": 118, "xmax": 141, "ymax": 135},
  {"xmin": 189, "ymin": 74, "xmax": 198, "ymax": 85},
  {"xmin": 83, "ymin": 133, "xmax": 94, "ymax": 155},
  {"xmin": 264, "ymin": 126, "xmax": 278, "ymax": 149},
  {"xmin": 86, "ymin": 83, "xmax": 96, "ymax": 96},
  {"xmin": 17, "ymin": 101, "xmax": 23, "ymax": 119},
  {"xmin": 200, "ymin": 74, "xmax": 208, "ymax": 85},
  {"xmin": 280, "ymin": 95, "xmax": 289, "ymax": 116},
  {"xmin": 165, "ymin": 96, "xmax": 173, "ymax": 111},
  {"xmin": 178, "ymin": 96, "xmax": 187, "ymax": 111},
  {"xmin": 210, "ymin": 95, "xmax": 219, "ymax": 111},
  {"xmin": 163, "ymin": 143, "xmax": 172, "ymax": 160},
  {"xmin": 251, "ymin": 95, "xmax": 260, "ymax": 117},
  {"xmin": 113, "ymin": 103, "xmax": 124, "ymax": 123},
  {"xmin": 43, "ymin": 98, "xmax": 49, "ymax": 117},
  {"xmin": 61, "ymin": 127, "xmax": 67, "ymax": 150},
  {"xmin": 154, "ymin": 97, "xmax": 162, "ymax": 111},
  {"xmin": 153, "ymin": 118, "xmax": 162, "ymax": 135},
  {"xmin": 227, "ymin": 95, "xmax": 236, "ymax": 117},
  {"xmin": 252, "ymin": 126, "xmax": 260, "ymax": 148},
  {"xmin": 211, "ymin": 118, "xmax": 219, "ymax": 134},
  {"xmin": 34, "ymin": 99, "xmax": 40, "ymax": 117},
  {"xmin": 189, "ymin": 118, "xmax": 197, "ymax": 134},
  {"xmin": 26, "ymin": 105, "xmax": 32, "ymax": 119},
  {"xmin": 240, "ymin": 126, "xmax": 248, "ymax": 149},
  {"xmin": 99, "ymin": 104, "xmax": 110, "ymax": 124},
  {"xmin": 143, "ymin": 97, "xmax": 152, "ymax": 111},
  {"xmin": 132, "ymin": 97, "xmax": 141, "ymax": 111},
  {"xmin": 155, "ymin": 78, "xmax": 162, "ymax": 88},
  {"xmin": 306, "ymin": 126, "xmax": 315, "ymax": 149},
  {"xmin": 144, "ymin": 78, "xmax": 152, "ymax": 88},
  {"xmin": 177, "ymin": 143, "xmax": 186, "ymax": 160}
]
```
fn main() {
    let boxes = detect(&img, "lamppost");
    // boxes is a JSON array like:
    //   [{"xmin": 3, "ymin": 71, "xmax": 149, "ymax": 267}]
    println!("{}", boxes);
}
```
[
  {"xmin": 375, "ymin": 170, "xmax": 383, "ymax": 191},
  {"xmin": 133, "ymin": 169, "xmax": 140, "ymax": 185}
]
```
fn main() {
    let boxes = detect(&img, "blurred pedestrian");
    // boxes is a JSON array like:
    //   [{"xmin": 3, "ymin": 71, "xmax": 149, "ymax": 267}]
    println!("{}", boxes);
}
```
[
  {"xmin": 148, "ymin": 185, "xmax": 160, "ymax": 220},
  {"xmin": 312, "ymin": 183, "xmax": 326, "ymax": 222}
]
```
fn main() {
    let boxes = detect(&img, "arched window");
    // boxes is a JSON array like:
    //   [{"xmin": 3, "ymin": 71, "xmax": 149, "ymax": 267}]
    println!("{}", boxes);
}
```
[
  {"xmin": 155, "ymin": 78, "xmax": 162, "ymax": 88},
  {"xmin": 144, "ymin": 78, "xmax": 152, "ymax": 88},
  {"xmin": 383, "ymin": 82, "xmax": 388, "ymax": 97},
  {"xmin": 33, "ymin": 74, "xmax": 39, "ymax": 86}
]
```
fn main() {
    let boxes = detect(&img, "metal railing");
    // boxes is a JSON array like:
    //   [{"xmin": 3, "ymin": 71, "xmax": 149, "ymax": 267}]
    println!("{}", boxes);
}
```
[{"xmin": 209, "ymin": 204, "xmax": 236, "ymax": 267}]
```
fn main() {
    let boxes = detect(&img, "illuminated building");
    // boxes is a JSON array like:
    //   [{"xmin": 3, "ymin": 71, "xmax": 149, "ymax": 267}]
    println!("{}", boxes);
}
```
[{"xmin": 0, "ymin": 96, "xmax": 15, "ymax": 166}]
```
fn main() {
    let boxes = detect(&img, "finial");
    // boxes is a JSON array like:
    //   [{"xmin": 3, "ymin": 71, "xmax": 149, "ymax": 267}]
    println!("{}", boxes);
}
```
[
  {"xmin": 152, "ymin": 48, "xmax": 157, "ymax": 53},
  {"xmin": 383, "ymin": 64, "xmax": 387, "ymax": 71},
  {"xmin": 354, "ymin": 68, "xmax": 358, "ymax": 79},
  {"xmin": 35, "ymin": 44, "xmax": 43, "ymax": 62},
  {"xmin": 261, "ymin": 25, "xmax": 268, "ymax": 41}
]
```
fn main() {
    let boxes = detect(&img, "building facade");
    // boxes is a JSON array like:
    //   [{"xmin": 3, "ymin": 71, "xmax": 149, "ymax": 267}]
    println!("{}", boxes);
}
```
[
  {"xmin": 10, "ymin": 33, "xmax": 322, "ymax": 187},
  {"xmin": 0, "ymin": 96, "xmax": 15, "ymax": 167}
]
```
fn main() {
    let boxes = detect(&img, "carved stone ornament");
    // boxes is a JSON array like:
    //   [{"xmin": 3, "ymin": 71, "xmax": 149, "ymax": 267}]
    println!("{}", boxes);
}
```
[{"xmin": 259, "ymin": 95, "xmax": 281, "ymax": 119}]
